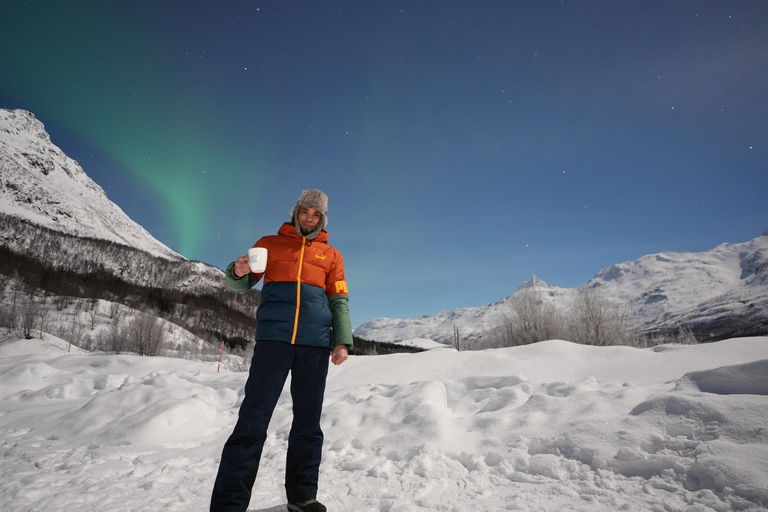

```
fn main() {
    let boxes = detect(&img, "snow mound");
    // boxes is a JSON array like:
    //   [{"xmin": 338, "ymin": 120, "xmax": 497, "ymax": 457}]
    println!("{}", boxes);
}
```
[{"xmin": 678, "ymin": 360, "xmax": 768, "ymax": 395}]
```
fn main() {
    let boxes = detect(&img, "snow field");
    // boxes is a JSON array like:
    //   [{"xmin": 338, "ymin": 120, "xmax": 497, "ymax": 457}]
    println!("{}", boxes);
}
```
[{"xmin": 1, "ymin": 335, "xmax": 767, "ymax": 511}]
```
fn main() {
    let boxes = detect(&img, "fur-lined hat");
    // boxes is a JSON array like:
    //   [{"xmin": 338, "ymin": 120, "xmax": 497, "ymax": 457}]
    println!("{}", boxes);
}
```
[{"xmin": 290, "ymin": 189, "xmax": 328, "ymax": 239}]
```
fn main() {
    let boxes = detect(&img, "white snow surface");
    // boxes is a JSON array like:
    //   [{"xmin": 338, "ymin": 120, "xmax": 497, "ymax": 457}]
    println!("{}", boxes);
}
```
[
  {"xmin": 0, "ymin": 109, "xmax": 182, "ymax": 261},
  {"xmin": 1, "ymin": 335, "xmax": 767, "ymax": 511}
]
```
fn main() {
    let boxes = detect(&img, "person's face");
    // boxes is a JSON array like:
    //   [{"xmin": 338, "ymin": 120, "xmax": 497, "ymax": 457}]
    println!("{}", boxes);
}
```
[{"xmin": 297, "ymin": 206, "xmax": 322, "ymax": 235}]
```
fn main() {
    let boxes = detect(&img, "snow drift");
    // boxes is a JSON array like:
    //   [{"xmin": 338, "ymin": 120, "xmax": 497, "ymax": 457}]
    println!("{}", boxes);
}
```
[{"xmin": 1, "ymin": 335, "xmax": 767, "ymax": 511}]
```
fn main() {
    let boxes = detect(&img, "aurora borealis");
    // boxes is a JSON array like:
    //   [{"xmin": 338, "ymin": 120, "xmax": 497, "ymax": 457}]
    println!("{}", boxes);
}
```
[
  {"xmin": 0, "ymin": 1, "xmax": 264, "ymax": 257},
  {"xmin": 2, "ymin": 1, "xmax": 767, "ymax": 327}
]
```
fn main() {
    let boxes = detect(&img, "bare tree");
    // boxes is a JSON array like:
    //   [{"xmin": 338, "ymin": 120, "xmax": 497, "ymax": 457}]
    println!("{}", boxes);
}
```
[
  {"xmin": 22, "ymin": 280, "xmax": 38, "ymax": 301},
  {"xmin": 671, "ymin": 324, "xmax": 698, "ymax": 345},
  {"xmin": 20, "ymin": 300, "xmax": 41, "ymax": 339},
  {"xmin": 100, "ymin": 304, "xmax": 127, "ymax": 353},
  {"xmin": 81, "ymin": 333, "xmax": 97, "ymax": 351},
  {"xmin": 646, "ymin": 324, "xmax": 699, "ymax": 347},
  {"xmin": 127, "ymin": 309, "xmax": 165, "ymax": 356},
  {"xmin": 75, "ymin": 297, "xmax": 85, "ymax": 315},
  {"xmin": 53, "ymin": 295, "xmax": 71, "ymax": 311},
  {"xmin": 481, "ymin": 288, "xmax": 565, "ymax": 349},
  {"xmin": 0, "ymin": 273, "xmax": 9, "ymax": 296},
  {"xmin": 66, "ymin": 320, "xmax": 86, "ymax": 353},
  {"xmin": 109, "ymin": 301, "xmax": 122, "ymax": 320},
  {"xmin": 510, "ymin": 288, "xmax": 564, "ymax": 345},
  {"xmin": 2, "ymin": 288, "xmax": 20, "ymax": 334},
  {"xmin": 88, "ymin": 300, "xmax": 100, "ymax": 330},
  {"xmin": 37, "ymin": 303, "xmax": 50, "ymax": 339},
  {"xmin": 566, "ymin": 288, "xmax": 641, "ymax": 346}
]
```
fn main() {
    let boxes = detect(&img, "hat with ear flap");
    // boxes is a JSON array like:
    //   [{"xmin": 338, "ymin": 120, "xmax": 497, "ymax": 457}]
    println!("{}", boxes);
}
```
[{"xmin": 290, "ymin": 189, "xmax": 328, "ymax": 239}]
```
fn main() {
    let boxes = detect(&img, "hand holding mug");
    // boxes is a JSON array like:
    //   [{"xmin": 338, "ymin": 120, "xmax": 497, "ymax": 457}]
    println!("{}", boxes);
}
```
[{"xmin": 233, "ymin": 256, "xmax": 251, "ymax": 278}]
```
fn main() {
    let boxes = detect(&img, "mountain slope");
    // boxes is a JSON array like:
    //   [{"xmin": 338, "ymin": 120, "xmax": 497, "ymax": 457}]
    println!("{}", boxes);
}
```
[
  {"xmin": 355, "ymin": 231, "xmax": 768, "ymax": 344},
  {"xmin": 0, "ymin": 108, "xmax": 258, "ymax": 342},
  {"xmin": 588, "ymin": 230, "xmax": 768, "ymax": 339},
  {"xmin": 0, "ymin": 108, "xmax": 180, "ymax": 260},
  {"xmin": 0, "ymin": 108, "xmax": 237, "ymax": 295}
]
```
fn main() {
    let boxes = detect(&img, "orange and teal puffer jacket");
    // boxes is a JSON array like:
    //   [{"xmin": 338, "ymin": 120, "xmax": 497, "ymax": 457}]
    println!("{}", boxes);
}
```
[{"xmin": 225, "ymin": 222, "xmax": 353, "ymax": 349}]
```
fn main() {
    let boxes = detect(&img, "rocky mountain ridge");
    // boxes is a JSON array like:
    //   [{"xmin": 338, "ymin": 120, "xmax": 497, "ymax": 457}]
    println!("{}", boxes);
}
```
[{"xmin": 0, "ymin": 108, "xmax": 180, "ymax": 260}]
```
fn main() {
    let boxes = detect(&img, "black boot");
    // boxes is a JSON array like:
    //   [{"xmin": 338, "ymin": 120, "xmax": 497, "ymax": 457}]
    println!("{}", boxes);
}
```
[{"xmin": 287, "ymin": 499, "xmax": 327, "ymax": 512}]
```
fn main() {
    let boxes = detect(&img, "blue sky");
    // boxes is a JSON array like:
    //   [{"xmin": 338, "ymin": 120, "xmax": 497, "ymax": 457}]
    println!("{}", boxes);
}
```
[{"xmin": 1, "ymin": 1, "xmax": 766, "ymax": 329}]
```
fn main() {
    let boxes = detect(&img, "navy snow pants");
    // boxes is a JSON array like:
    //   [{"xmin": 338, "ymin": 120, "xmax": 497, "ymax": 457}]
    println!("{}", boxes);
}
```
[{"xmin": 210, "ymin": 341, "xmax": 330, "ymax": 512}]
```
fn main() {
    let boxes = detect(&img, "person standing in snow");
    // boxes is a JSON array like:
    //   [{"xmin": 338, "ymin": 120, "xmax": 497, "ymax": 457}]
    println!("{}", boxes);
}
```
[{"xmin": 210, "ymin": 189, "xmax": 353, "ymax": 512}]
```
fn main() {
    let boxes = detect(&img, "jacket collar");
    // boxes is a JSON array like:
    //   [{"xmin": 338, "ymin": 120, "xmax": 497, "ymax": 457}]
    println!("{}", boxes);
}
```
[{"xmin": 278, "ymin": 222, "xmax": 329, "ymax": 243}]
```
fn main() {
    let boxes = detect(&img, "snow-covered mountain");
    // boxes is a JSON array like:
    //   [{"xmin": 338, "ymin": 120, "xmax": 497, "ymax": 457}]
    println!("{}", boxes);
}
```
[
  {"xmin": 355, "ymin": 231, "xmax": 768, "ymax": 345},
  {"xmin": 0, "ymin": 107, "xmax": 261, "ymax": 340},
  {"xmin": 587, "ymin": 230, "xmax": 768, "ymax": 338},
  {"xmin": 3, "ymin": 107, "xmax": 766, "ymax": 347},
  {"xmin": 354, "ymin": 277, "xmax": 573, "ymax": 346},
  {"xmin": 0, "ymin": 109, "xmax": 180, "ymax": 260},
  {"xmin": 0, "ymin": 108, "xmax": 240, "ymax": 297}
]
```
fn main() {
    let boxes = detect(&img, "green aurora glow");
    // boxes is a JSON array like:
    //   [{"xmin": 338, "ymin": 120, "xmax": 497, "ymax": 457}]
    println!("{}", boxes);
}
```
[
  {"xmin": 3, "ymin": 1, "xmax": 767, "ymax": 327},
  {"xmin": 0, "ymin": 1, "xmax": 267, "ymax": 258}
]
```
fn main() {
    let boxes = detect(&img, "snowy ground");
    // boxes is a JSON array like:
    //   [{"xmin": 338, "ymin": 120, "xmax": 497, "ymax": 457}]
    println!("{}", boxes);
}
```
[{"xmin": 1, "ymin": 335, "xmax": 767, "ymax": 512}]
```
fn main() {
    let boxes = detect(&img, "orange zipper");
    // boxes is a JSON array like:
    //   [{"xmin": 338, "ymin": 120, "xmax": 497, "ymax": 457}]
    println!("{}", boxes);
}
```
[{"xmin": 290, "ymin": 237, "xmax": 307, "ymax": 344}]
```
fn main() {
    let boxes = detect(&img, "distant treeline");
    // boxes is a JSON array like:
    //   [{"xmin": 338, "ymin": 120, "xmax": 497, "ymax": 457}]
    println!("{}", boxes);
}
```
[
  {"xmin": 0, "ymin": 241, "xmax": 255, "ymax": 345},
  {"xmin": 351, "ymin": 335, "xmax": 426, "ymax": 355}
]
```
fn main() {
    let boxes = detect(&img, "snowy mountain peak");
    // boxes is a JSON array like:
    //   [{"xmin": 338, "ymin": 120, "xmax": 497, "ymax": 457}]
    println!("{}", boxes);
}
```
[
  {"xmin": 516, "ymin": 274, "xmax": 548, "ymax": 290},
  {"xmin": 762, "ymin": 226, "xmax": 768, "ymax": 237},
  {"xmin": 355, "ymin": 232, "xmax": 768, "ymax": 345},
  {"xmin": 0, "ymin": 109, "xmax": 182, "ymax": 260}
]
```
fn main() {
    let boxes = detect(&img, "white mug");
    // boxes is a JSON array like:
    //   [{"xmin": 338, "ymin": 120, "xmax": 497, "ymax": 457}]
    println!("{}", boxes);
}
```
[{"xmin": 248, "ymin": 247, "xmax": 268, "ymax": 273}]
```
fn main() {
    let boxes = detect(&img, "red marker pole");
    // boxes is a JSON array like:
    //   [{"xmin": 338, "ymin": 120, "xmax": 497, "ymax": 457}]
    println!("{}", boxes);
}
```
[{"xmin": 218, "ymin": 341, "xmax": 225, "ymax": 372}]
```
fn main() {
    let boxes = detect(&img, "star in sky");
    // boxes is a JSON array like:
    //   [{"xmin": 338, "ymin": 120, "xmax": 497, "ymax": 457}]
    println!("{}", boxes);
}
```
[{"xmin": 1, "ymin": 1, "xmax": 767, "ymax": 328}]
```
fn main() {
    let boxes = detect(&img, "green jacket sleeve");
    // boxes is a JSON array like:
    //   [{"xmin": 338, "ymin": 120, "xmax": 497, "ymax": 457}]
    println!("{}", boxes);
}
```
[
  {"xmin": 225, "ymin": 261, "xmax": 257, "ymax": 293},
  {"xmin": 328, "ymin": 294, "xmax": 354, "ymax": 347}
]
